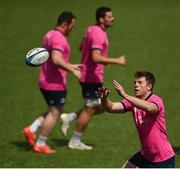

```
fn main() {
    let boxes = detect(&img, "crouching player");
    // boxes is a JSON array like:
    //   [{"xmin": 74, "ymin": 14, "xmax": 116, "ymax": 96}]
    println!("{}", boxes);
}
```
[{"xmin": 98, "ymin": 71, "xmax": 175, "ymax": 168}]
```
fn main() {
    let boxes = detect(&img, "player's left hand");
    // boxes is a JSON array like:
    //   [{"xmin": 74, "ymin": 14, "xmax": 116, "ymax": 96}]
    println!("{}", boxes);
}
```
[{"xmin": 112, "ymin": 80, "xmax": 127, "ymax": 97}]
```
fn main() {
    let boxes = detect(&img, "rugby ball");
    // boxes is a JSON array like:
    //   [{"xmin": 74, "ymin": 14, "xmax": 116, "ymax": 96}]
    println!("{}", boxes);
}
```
[{"xmin": 25, "ymin": 47, "xmax": 49, "ymax": 66}]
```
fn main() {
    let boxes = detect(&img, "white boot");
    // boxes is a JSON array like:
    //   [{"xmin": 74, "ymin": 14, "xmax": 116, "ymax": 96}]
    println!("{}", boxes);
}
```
[
  {"xmin": 68, "ymin": 139, "xmax": 92, "ymax": 150},
  {"xmin": 60, "ymin": 113, "xmax": 70, "ymax": 136}
]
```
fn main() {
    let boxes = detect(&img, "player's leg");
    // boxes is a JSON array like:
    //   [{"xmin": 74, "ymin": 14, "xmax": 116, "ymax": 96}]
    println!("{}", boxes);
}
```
[
  {"xmin": 22, "ymin": 88, "xmax": 51, "ymax": 146},
  {"xmin": 68, "ymin": 105, "xmax": 95, "ymax": 150},
  {"xmin": 60, "ymin": 83, "xmax": 104, "ymax": 136},
  {"xmin": 34, "ymin": 105, "xmax": 63, "ymax": 154},
  {"xmin": 74, "ymin": 103, "xmax": 104, "ymax": 132},
  {"xmin": 23, "ymin": 112, "xmax": 48, "ymax": 146},
  {"xmin": 123, "ymin": 151, "xmax": 149, "ymax": 168},
  {"xmin": 76, "ymin": 106, "xmax": 95, "ymax": 133},
  {"xmin": 122, "ymin": 160, "xmax": 138, "ymax": 168},
  {"xmin": 68, "ymin": 83, "xmax": 103, "ymax": 150},
  {"xmin": 60, "ymin": 109, "xmax": 82, "ymax": 136},
  {"xmin": 40, "ymin": 106, "xmax": 63, "ymax": 137},
  {"xmin": 33, "ymin": 89, "xmax": 66, "ymax": 154},
  {"xmin": 23, "ymin": 111, "xmax": 47, "ymax": 132},
  {"xmin": 30, "ymin": 112, "xmax": 48, "ymax": 132},
  {"xmin": 60, "ymin": 103, "xmax": 105, "ymax": 137}
]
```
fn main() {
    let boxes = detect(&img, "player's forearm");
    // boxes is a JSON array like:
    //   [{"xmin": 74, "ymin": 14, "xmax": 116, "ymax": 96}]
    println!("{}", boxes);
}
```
[
  {"xmin": 51, "ymin": 51, "xmax": 75, "ymax": 73},
  {"xmin": 62, "ymin": 63, "xmax": 77, "ymax": 75},
  {"xmin": 93, "ymin": 55, "xmax": 118, "ymax": 64},
  {"xmin": 101, "ymin": 98, "xmax": 113, "ymax": 111},
  {"xmin": 54, "ymin": 59, "xmax": 74, "ymax": 73},
  {"xmin": 101, "ymin": 98, "xmax": 121, "ymax": 113}
]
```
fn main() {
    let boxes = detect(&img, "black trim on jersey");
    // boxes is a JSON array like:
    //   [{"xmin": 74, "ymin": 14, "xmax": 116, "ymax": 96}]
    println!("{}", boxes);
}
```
[
  {"xmin": 145, "ymin": 93, "xmax": 153, "ymax": 101},
  {"xmin": 54, "ymin": 28, "xmax": 65, "ymax": 35},
  {"xmin": 145, "ymin": 93, "xmax": 159, "ymax": 112},
  {"xmin": 52, "ymin": 48, "xmax": 63, "ymax": 54},
  {"xmin": 91, "ymin": 48, "xmax": 102, "ymax": 51}
]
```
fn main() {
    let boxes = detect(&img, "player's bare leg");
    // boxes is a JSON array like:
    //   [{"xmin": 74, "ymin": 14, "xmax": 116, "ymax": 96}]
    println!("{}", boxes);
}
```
[
  {"xmin": 22, "ymin": 112, "xmax": 48, "ymax": 146},
  {"xmin": 68, "ymin": 106, "xmax": 94, "ymax": 150},
  {"xmin": 68, "ymin": 105, "xmax": 104, "ymax": 150},
  {"xmin": 122, "ymin": 161, "xmax": 138, "ymax": 168},
  {"xmin": 60, "ymin": 109, "xmax": 82, "ymax": 136},
  {"xmin": 33, "ymin": 106, "xmax": 63, "ymax": 154}
]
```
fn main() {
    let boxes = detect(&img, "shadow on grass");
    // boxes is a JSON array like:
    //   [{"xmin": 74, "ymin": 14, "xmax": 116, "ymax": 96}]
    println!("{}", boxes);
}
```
[
  {"xmin": 11, "ymin": 138, "xmax": 69, "ymax": 149},
  {"xmin": 51, "ymin": 138, "xmax": 95, "ymax": 149},
  {"xmin": 10, "ymin": 140, "xmax": 32, "ymax": 151},
  {"xmin": 172, "ymin": 146, "xmax": 180, "ymax": 155},
  {"xmin": 11, "ymin": 138, "xmax": 95, "ymax": 151},
  {"xmin": 51, "ymin": 138, "xmax": 69, "ymax": 148}
]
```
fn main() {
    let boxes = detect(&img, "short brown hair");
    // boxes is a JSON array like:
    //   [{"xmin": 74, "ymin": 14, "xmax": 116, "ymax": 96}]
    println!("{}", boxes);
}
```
[
  {"xmin": 96, "ymin": 7, "xmax": 111, "ymax": 23},
  {"xmin": 135, "ymin": 71, "xmax": 156, "ymax": 89},
  {"xmin": 57, "ymin": 11, "xmax": 76, "ymax": 26}
]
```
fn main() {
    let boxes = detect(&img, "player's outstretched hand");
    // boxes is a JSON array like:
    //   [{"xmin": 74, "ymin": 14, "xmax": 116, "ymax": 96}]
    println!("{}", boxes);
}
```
[{"xmin": 112, "ymin": 80, "xmax": 127, "ymax": 98}]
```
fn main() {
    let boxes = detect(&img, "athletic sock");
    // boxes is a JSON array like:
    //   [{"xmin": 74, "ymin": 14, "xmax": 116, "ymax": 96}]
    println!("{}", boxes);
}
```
[
  {"xmin": 36, "ymin": 135, "xmax": 47, "ymax": 147},
  {"xmin": 71, "ymin": 131, "xmax": 82, "ymax": 142},
  {"xmin": 30, "ymin": 118, "xmax": 43, "ymax": 133},
  {"xmin": 67, "ymin": 112, "xmax": 77, "ymax": 122}
]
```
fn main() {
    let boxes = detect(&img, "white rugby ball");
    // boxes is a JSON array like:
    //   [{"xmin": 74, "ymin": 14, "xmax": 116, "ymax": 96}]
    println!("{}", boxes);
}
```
[{"xmin": 25, "ymin": 47, "xmax": 49, "ymax": 66}]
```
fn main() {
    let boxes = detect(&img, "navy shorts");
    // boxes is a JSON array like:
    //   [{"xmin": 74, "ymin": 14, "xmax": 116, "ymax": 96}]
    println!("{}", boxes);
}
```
[
  {"xmin": 80, "ymin": 82, "xmax": 102, "ymax": 98},
  {"xmin": 129, "ymin": 151, "xmax": 175, "ymax": 168},
  {"xmin": 40, "ymin": 88, "xmax": 67, "ymax": 106}
]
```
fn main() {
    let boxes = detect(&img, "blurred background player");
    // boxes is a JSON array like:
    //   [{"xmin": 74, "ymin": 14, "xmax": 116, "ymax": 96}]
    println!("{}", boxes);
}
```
[
  {"xmin": 60, "ymin": 6, "xmax": 126, "ymax": 150},
  {"xmin": 23, "ymin": 11, "xmax": 81, "ymax": 154},
  {"xmin": 99, "ymin": 71, "xmax": 175, "ymax": 168}
]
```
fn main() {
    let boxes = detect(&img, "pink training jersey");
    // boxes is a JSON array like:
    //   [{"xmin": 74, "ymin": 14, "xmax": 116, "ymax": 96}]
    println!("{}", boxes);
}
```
[
  {"xmin": 121, "ymin": 93, "xmax": 175, "ymax": 162},
  {"xmin": 80, "ymin": 25, "xmax": 109, "ymax": 83},
  {"xmin": 38, "ymin": 29, "xmax": 70, "ymax": 90}
]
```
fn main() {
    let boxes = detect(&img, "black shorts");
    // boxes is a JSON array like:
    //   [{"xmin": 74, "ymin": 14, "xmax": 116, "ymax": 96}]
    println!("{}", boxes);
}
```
[
  {"xmin": 129, "ymin": 151, "xmax": 175, "ymax": 168},
  {"xmin": 80, "ymin": 82, "xmax": 102, "ymax": 99},
  {"xmin": 40, "ymin": 88, "xmax": 67, "ymax": 106}
]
